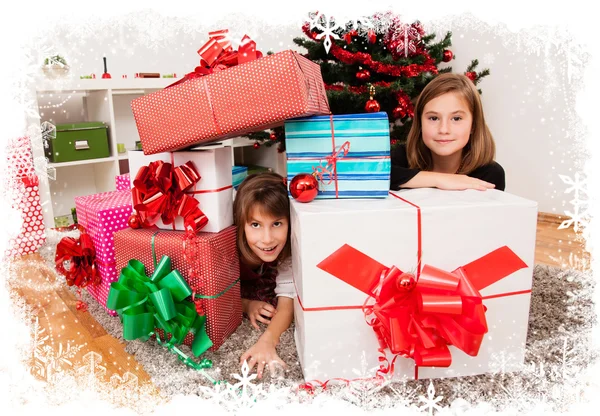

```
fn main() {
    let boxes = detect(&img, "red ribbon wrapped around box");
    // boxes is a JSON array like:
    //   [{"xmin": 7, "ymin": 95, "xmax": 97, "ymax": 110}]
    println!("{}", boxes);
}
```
[
  {"xmin": 55, "ymin": 228, "xmax": 100, "ymax": 289},
  {"xmin": 316, "ymin": 193, "xmax": 529, "ymax": 376},
  {"xmin": 131, "ymin": 160, "xmax": 208, "ymax": 233},
  {"xmin": 168, "ymin": 29, "xmax": 262, "ymax": 89}
]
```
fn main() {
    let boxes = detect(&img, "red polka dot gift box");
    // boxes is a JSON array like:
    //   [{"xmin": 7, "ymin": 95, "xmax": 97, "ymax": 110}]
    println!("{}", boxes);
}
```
[
  {"xmin": 130, "ymin": 50, "xmax": 330, "ymax": 155},
  {"xmin": 74, "ymin": 190, "xmax": 133, "ymax": 315},
  {"xmin": 114, "ymin": 226, "xmax": 241, "ymax": 351},
  {"xmin": 4, "ymin": 136, "xmax": 46, "ymax": 258}
]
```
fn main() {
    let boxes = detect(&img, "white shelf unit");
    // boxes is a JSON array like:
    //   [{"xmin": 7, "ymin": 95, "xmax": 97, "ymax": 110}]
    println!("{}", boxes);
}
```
[{"xmin": 35, "ymin": 78, "xmax": 286, "ymax": 230}]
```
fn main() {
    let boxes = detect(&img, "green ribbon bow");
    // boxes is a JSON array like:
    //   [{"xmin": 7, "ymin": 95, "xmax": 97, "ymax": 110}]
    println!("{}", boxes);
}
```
[{"xmin": 107, "ymin": 247, "xmax": 214, "ymax": 372}]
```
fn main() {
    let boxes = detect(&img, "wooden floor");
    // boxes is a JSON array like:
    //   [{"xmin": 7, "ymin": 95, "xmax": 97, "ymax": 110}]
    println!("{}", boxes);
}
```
[{"xmin": 7, "ymin": 215, "xmax": 592, "ymax": 399}]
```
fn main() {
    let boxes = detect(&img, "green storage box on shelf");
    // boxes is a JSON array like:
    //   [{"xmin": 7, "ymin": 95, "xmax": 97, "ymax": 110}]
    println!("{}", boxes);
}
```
[{"xmin": 45, "ymin": 122, "xmax": 110, "ymax": 163}]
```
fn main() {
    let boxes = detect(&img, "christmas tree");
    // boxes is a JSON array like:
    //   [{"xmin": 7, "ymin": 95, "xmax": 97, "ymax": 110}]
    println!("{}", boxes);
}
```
[{"xmin": 248, "ymin": 11, "xmax": 489, "ymax": 152}]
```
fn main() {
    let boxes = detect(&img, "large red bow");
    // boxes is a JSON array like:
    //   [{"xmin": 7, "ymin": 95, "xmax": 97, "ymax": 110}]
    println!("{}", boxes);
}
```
[
  {"xmin": 131, "ymin": 160, "xmax": 208, "ymax": 233},
  {"xmin": 317, "ymin": 244, "xmax": 527, "ymax": 372},
  {"xmin": 55, "ymin": 230, "xmax": 100, "ymax": 288},
  {"xmin": 168, "ymin": 29, "xmax": 262, "ymax": 88}
]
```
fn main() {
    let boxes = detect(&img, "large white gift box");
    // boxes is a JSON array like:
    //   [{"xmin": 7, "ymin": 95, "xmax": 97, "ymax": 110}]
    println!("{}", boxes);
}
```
[
  {"xmin": 128, "ymin": 148, "xmax": 233, "ymax": 233},
  {"xmin": 291, "ymin": 189, "xmax": 538, "ymax": 381}
]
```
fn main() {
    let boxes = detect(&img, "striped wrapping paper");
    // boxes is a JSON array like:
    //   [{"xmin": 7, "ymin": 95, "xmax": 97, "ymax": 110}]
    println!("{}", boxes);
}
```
[
  {"xmin": 232, "ymin": 166, "xmax": 248, "ymax": 189},
  {"xmin": 285, "ymin": 112, "xmax": 391, "ymax": 199}
]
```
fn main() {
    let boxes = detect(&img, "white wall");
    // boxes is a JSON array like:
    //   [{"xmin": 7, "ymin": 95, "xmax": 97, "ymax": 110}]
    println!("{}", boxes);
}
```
[{"xmin": 28, "ymin": 10, "xmax": 588, "ymax": 214}]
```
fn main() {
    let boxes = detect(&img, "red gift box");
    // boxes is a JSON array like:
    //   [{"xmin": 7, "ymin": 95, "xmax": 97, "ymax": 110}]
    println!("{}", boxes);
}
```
[
  {"xmin": 131, "ymin": 50, "xmax": 330, "ymax": 154},
  {"xmin": 114, "ymin": 226, "xmax": 241, "ymax": 350}
]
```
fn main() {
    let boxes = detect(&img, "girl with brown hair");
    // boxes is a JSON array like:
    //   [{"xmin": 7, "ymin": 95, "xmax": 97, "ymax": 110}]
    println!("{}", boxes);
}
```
[
  {"xmin": 391, "ymin": 73, "xmax": 505, "ymax": 191},
  {"xmin": 233, "ymin": 172, "xmax": 295, "ymax": 379}
]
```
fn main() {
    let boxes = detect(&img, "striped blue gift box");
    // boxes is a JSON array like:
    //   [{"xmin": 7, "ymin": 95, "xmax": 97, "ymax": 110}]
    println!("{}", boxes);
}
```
[
  {"xmin": 232, "ymin": 166, "xmax": 248, "ymax": 189},
  {"xmin": 285, "ymin": 112, "xmax": 390, "ymax": 199}
]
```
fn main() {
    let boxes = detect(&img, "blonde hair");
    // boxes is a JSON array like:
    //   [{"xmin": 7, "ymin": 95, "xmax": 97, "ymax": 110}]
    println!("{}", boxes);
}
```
[
  {"xmin": 233, "ymin": 172, "xmax": 291, "ymax": 267},
  {"xmin": 406, "ymin": 73, "xmax": 496, "ymax": 174}
]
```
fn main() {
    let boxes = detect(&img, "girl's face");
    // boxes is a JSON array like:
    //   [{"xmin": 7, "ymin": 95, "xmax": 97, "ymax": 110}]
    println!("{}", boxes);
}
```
[
  {"xmin": 421, "ymin": 92, "xmax": 473, "ymax": 159},
  {"xmin": 244, "ymin": 206, "xmax": 289, "ymax": 264}
]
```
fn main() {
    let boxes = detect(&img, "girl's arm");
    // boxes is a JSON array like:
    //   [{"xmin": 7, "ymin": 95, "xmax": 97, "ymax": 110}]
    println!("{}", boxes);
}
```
[{"xmin": 402, "ymin": 171, "xmax": 496, "ymax": 191}]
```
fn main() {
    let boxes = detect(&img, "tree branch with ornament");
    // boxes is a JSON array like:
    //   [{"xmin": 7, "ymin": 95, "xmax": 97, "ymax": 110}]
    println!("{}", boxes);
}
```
[{"xmin": 245, "ymin": 11, "xmax": 489, "ymax": 151}]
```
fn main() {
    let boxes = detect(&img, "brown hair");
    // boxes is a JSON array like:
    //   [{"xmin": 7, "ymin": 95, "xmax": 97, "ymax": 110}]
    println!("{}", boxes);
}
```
[
  {"xmin": 233, "ymin": 172, "xmax": 291, "ymax": 267},
  {"xmin": 405, "ymin": 73, "xmax": 496, "ymax": 174}
]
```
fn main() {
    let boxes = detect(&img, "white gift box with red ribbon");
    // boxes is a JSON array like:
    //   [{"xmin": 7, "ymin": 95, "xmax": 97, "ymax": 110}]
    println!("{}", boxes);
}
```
[
  {"xmin": 291, "ymin": 189, "xmax": 538, "ymax": 382},
  {"xmin": 127, "ymin": 148, "xmax": 233, "ymax": 233}
]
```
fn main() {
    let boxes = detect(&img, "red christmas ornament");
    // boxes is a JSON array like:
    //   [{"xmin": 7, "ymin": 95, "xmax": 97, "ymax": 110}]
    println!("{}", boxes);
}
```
[
  {"xmin": 253, "ymin": 142, "xmax": 261, "ymax": 149},
  {"xmin": 365, "ymin": 100, "xmax": 381, "ymax": 113},
  {"xmin": 355, "ymin": 69, "xmax": 370, "ymax": 81},
  {"xmin": 396, "ymin": 273, "xmax": 416, "ymax": 291},
  {"xmin": 367, "ymin": 29, "xmax": 377, "ymax": 44},
  {"xmin": 289, "ymin": 173, "xmax": 319, "ymax": 203},
  {"xmin": 344, "ymin": 29, "xmax": 358, "ymax": 44},
  {"xmin": 270, "ymin": 132, "xmax": 277, "ymax": 141},
  {"xmin": 393, "ymin": 104, "xmax": 406, "ymax": 119},
  {"xmin": 465, "ymin": 71, "xmax": 477, "ymax": 82},
  {"xmin": 128, "ymin": 213, "xmax": 141, "ymax": 229},
  {"xmin": 442, "ymin": 49, "xmax": 453, "ymax": 62},
  {"xmin": 364, "ymin": 85, "xmax": 380, "ymax": 113}
]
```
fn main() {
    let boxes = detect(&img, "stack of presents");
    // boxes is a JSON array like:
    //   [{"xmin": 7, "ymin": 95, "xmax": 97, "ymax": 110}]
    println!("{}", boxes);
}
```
[{"xmin": 62, "ymin": 30, "xmax": 538, "ymax": 382}]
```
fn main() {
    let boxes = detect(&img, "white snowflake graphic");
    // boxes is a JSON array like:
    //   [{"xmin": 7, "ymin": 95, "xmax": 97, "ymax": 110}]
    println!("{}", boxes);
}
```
[
  {"xmin": 30, "ymin": 316, "xmax": 83, "ymax": 382},
  {"xmin": 75, "ymin": 351, "xmax": 107, "ymax": 390},
  {"xmin": 198, "ymin": 360, "xmax": 291, "ymax": 411},
  {"xmin": 558, "ymin": 173, "xmax": 589, "ymax": 232},
  {"xmin": 482, "ymin": 52, "xmax": 496, "ymax": 65},
  {"xmin": 345, "ymin": 15, "xmax": 374, "ymax": 32},
  {"xmin": 419, "ymin": 381, "xmax": 443, "ymax": 415},
  {"xmin": 391, "ymin": 23, "xmax": 422, "ymax": 57},
  {"xmin": 309, "ymin": 12, "xmax": 342, "ymax": 53}
]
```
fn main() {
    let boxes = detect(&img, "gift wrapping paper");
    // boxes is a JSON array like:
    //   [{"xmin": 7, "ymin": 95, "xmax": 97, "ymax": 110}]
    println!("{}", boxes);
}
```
[
  {"xmin": 115, "ymin": 173, "xmax": 130, "ymax": 191},
  {"xmin": 114, "ymin": 226, "xmax": 241, "ymax": 350},
  {"xmin": 4, "ymin": 176, "xmax": 46, "ymax": 258},
  {"xmin": 74, "ymin": 190, "xmax": 133, "ymax": 315},
  {"xmin": 290, "ymin": 188, "xmax": 538, "ymax": 381},
  {"xmin": 285, "ymin": 112, "xmax": 391, "ymax": 199},
  {"xmin": 232, "ymin": 166, "xmax": 248, "ymax": 189},
  {"xmin": 131, "ymin": 50, "xmax": 330, "ymax": 154}
]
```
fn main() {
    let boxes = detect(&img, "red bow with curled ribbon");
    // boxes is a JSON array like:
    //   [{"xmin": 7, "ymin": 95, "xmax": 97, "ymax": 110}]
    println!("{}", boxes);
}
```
[
  {"xmin": 317, "ymin": 244, "xmax": 528, "ymax": 374},
  {"xmin": 55, "ymin": 227, "xmax": 100, "ymax": 289},
  {"xmin": 131, "ymin": 160, "xmax": 208, "ymax": 233},
  {"xmin": 168, "ymin": 29, "xmax": 263, "ymax": 88},
  {"xmin": 312, "ymin": 141, "xmax": 351, "ymax": 188}
]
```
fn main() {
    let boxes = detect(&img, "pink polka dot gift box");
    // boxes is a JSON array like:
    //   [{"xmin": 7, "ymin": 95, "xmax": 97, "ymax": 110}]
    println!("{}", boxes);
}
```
[
  {"xmin": 74, "ymin": 190, "xmax": 133, "ymax": 315},
  {"xmin": 115, "ymin": 173, "xmax": 130, "ymax": 191},
  {"xmin": 130, "ymin": 50, "xmax": 330, "ymax": 155},
  {"xmin": 114, "ymin": 226, "xmax": 241, "ymax": 351}
]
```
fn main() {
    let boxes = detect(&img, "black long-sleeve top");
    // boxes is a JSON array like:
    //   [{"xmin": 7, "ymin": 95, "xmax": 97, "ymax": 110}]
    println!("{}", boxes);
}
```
[{"xmin": 390, "ymin": 145, "xmax": 506, "ymax": 191}]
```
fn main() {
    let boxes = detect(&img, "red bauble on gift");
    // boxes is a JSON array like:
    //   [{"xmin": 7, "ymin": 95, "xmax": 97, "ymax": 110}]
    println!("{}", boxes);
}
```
[{"xmin": 289, "ymin": 173, "xmax": 319, "ymax": 203}]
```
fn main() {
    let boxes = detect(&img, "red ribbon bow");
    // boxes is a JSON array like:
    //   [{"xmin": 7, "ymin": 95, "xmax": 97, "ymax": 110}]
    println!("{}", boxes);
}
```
[
  {"xmin": 317, "ymin": 243, "xmax": 528, "ymax": 374},
  {"xmin": 168, "ymin": 29, "xmax": 263, "ymax": 88},
  {"xmin": 131, "ymin": 160, "xmax": 208, "ymax": 233},
  {"xmin": 55, "ymin": 228, "xmax": 100, "ymax": 288}
]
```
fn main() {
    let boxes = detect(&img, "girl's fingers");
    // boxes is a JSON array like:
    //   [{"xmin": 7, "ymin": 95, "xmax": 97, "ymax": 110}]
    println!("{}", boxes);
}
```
[
  {"xmin": 262, "ymin": 303, "xmax": 276, "ymax": 313},
  {"xmin": 260, "ymin": 308, "xmax": 274, "ymax": 318},
  {"xmin": 257, "ymin": 360, "xmax": 266, "ymax": 379},
  {"xmin": 256, "ymin": 315, "xmax": 271, "ymax": 325},
  {"xmin": 249, "ymin": 316, "xmax": 260, "ymax": 330}
]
